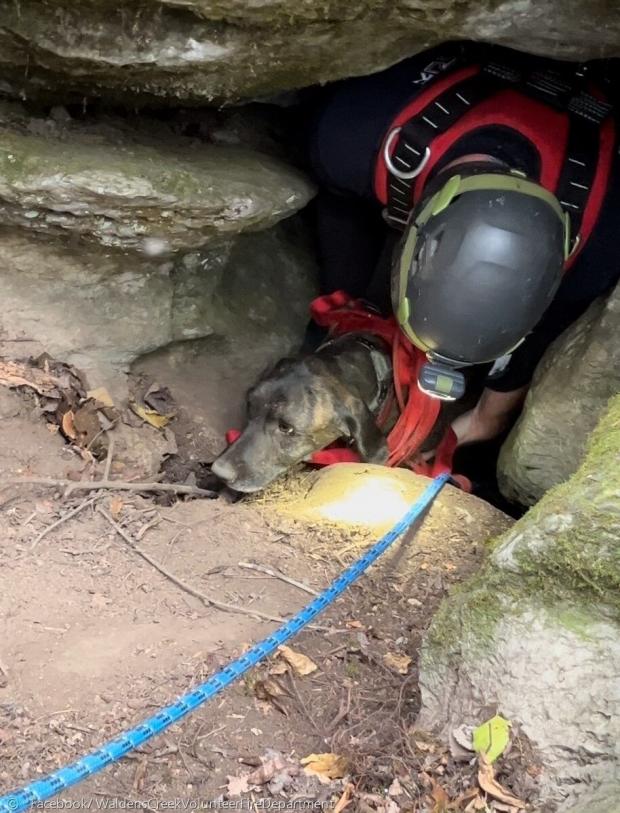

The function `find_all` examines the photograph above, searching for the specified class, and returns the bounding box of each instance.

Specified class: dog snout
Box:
[211,457,237,484]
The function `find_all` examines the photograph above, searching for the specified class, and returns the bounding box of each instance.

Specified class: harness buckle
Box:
[568,233,582,259]
[384,127,431,181]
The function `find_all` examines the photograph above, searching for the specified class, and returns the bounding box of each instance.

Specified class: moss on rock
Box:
[418,396,620,808]
[0,104,315,251]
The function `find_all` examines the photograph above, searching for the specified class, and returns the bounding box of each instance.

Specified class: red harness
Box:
[308,292,469,488]
[225,292,470,489]
[374,63,616,267]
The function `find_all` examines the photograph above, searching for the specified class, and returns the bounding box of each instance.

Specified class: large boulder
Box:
[0,101,314,252]
[498,281,620,506]
[418,395,620,811]
[0,1,619,105]
[0,218,318,397]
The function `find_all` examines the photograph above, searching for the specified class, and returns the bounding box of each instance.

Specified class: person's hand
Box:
[452,386,529,446]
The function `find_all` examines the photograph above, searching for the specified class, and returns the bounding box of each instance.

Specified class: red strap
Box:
[224,294,471,487]
[411,426,472,492]
[310,447,360,465]
[375,68,616,265]
[311,292,445,469]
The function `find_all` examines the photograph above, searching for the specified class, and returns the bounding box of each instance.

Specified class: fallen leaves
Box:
[227,750,300,797]
[276,645,318,676]
[333,783,354,813]
[477,753,526,809]
[430,778,450,812]
[253,677,289,716]
[87,386,115,408]
[109,496,124,520]
[383,651,412,674]
[0,355,118,458]
[226,774,249,797]
[0,359,60,395]
[129,384,177,429]
[301,752,348,782]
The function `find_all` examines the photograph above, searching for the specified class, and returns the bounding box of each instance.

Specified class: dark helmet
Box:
[392,167,569,399]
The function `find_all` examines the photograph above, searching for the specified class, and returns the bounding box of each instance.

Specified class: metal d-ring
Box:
[383,127,431,181]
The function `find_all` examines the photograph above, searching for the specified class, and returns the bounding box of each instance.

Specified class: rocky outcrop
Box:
[0,219,318,398]
[418,396,620,811]
[0,102,314,252]
[498,281,620,506]
[0,1,619,105]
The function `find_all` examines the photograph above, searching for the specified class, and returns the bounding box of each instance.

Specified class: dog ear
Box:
[339,395,389,464]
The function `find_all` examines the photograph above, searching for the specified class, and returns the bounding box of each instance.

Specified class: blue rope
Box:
[0,473,449,813]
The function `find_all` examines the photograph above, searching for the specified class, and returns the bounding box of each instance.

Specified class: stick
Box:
[97,507,327,631]
[103,435,115,482]
[0,478,216,499]
[30,496,97,550]
[237,561,319,597]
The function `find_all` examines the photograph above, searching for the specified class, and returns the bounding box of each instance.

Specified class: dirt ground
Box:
[0,383,542,811]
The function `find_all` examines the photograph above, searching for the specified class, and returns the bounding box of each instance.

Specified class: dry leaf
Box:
[388,777,404,797]
[254,678,288,716]
[301,752,348,782]
[431,779,450,812]
[268,659,289,676]
[87,387,115,408]
[129,400,171,429]
[61,410,77,440]
[478,753,525,809]
[246,754,287,786]
[464,794,486,812]
[456,789,483,811]
[333,783,354,813]
[226,774,250,797]
[143,384,176,416]
[379,802,401,813]
[383,652,412,674]
[277,645,317,676]
[0,360,57,395]
[450,724,476,762]
[109,497,124,520]
[345,619,364,629]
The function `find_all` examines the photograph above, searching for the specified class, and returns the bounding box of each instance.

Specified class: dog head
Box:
[211,354,388,493]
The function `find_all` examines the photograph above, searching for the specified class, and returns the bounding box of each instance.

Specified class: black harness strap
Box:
[384,62,612,238]
[555,117,602,243]
[385,73,499,226]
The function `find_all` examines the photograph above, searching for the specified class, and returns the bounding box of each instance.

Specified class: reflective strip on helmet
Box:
[417,172,567,232]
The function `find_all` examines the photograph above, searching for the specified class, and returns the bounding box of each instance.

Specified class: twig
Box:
[86,427,107,452]
[193,724,226,744]
[30,496,97,550]
[136,514,162,541]
[238,561,319,597]
[0,657,9,686]
[327,686,352,734]
[103,435,115,482]
[1,478,216,499]
[286,671,322,738]
[97,506,327,631]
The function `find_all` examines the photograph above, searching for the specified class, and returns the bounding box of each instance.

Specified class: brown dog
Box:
[211,334,392,493]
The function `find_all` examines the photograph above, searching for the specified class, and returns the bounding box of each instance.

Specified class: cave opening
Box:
[0,15,618,813]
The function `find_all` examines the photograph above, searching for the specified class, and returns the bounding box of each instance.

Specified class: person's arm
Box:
[452,385,528,445]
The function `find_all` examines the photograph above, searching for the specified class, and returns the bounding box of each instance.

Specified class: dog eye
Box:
[277,419,296,436]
